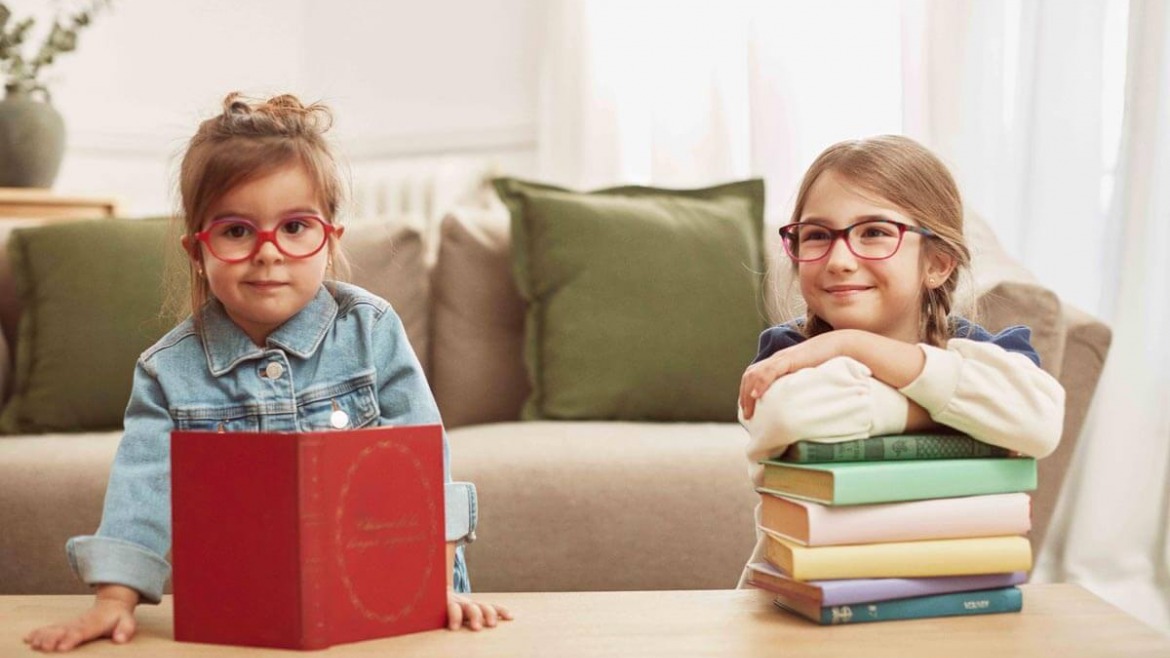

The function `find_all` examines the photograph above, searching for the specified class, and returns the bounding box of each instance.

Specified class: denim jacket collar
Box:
[200,286,338,376]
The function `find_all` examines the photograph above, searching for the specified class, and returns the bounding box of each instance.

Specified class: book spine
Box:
[768,533,1033,580]
[814,587,1023,625]
[785,434,1012,463]
[833,458,1037,505]
[299,436,329,650]
[817,572,1029,606]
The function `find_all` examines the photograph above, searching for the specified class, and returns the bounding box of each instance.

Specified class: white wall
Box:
[7,0,541,217]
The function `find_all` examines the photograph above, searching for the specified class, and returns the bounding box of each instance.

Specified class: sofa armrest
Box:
[1030,303,1112,552]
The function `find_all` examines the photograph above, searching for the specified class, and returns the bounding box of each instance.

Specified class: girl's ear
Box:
[180,235,203,266]
[925,249,957,289]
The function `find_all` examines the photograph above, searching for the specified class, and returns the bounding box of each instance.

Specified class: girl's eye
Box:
[860,224,897,238]
[221,223,253,239]
[281,217,317,235]
[800,229,832,242]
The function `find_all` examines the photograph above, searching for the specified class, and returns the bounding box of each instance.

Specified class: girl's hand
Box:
[740,330,858,420]
[23,595,138,652]
[447,590,513,631]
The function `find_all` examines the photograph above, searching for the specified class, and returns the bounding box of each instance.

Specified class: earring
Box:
[927,278,936,287]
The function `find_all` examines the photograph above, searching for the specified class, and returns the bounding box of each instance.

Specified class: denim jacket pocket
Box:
[298,370,379,431]
[172,404,262,433]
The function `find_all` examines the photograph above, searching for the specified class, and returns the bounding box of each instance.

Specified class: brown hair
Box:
[790,135,970,346]
[166,92,348,326]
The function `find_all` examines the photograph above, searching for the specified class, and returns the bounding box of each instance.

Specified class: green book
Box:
[774,586,1023,625]
[758,458,1037,505]
[781,433,1013,463]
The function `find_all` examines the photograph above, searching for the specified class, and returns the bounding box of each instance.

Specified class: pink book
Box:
[758,491,1031,546]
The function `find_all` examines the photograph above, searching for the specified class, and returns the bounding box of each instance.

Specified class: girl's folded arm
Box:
[740,356,908,487]
[898,338,1066,458]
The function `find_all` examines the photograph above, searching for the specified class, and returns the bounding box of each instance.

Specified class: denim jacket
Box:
[66,282,475,604]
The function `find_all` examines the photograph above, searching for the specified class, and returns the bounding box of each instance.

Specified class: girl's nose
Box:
[253,237,284,263]
[824,236,857,272]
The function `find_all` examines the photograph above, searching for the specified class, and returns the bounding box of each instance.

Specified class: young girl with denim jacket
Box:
[25,93,510,652]
[736,135,1066,584]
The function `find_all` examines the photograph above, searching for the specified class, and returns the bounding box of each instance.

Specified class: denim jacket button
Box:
[264,362,284,379]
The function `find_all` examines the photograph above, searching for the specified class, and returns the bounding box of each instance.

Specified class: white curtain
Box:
[906,0,1108,314]
[537,0,754,191]
[537,0,905,221]
[537,0,1170,632]
[1031,0,1170,633]
[913,0,1170,633]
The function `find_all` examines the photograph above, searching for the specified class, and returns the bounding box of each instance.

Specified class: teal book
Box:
[774,586,1023,625]
[758,458,1036,505]
[781,433,1013,463]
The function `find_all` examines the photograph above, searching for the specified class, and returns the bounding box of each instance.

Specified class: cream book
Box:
[763,532,1033,581]
[758,492,1032,546]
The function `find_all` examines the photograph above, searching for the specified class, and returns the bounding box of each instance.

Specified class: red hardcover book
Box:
[171,424,447,650]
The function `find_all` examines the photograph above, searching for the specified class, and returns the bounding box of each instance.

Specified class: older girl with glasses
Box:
[736,135,1065,585]
[25,93,510,653]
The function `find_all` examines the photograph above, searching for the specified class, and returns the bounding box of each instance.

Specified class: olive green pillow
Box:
[494,177,767,422]
[0,218,173,433]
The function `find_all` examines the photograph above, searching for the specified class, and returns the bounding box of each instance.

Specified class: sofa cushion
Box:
[0,431,120,594]
[494,178,768,423]
[963,213,1066,377]
[0,219,174,433]
[431,207,529,428]
[0,220,49,404]
[341,218,432,376]
[448,420,758,591]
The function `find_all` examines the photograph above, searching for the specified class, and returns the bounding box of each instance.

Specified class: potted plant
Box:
[0,1,111,188]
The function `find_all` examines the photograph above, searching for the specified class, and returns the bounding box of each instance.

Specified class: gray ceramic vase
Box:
[0,86,67,188]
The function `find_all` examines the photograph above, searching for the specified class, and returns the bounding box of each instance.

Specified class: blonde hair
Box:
[166,92,349,327]
[790,135,970,347]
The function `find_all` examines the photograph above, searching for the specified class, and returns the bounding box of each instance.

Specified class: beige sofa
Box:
[0,206,1111,595]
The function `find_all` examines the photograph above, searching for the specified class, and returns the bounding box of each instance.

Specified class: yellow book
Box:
[763,530,1032,581]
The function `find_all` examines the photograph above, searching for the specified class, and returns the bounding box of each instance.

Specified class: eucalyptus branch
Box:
[0,0,112,95]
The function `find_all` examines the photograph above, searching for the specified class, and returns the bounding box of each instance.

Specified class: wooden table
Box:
[0,188,118,220]
[4,585,1168,656]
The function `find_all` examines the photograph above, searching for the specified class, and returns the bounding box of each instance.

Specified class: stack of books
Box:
[747,432,1036,625]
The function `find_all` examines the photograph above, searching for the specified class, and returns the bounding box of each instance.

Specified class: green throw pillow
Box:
[494,177,767,422]
[0,218,174,433]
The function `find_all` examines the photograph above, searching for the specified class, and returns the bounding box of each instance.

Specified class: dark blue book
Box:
[774,586,1023,625]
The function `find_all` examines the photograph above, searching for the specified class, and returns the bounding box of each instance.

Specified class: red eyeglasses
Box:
[779,219,934,262]
[194,215,338,263]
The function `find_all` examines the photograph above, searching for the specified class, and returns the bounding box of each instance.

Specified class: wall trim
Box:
[66,123,539,161]
[345,124,537,160]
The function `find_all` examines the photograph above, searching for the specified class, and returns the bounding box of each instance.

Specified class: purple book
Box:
[747,562,1027,606]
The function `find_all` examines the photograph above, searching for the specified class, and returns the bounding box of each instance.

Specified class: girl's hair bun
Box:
[216,91,334,138]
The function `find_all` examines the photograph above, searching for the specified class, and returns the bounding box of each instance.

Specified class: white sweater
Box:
[737,337,1066,586]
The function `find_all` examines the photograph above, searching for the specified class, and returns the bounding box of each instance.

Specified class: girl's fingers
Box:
[481,603,499,627]
[112,614,136,643]
[496,604,514,620]
[463,601,485,630]
[447,599,463,630]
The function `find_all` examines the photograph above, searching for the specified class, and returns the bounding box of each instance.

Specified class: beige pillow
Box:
[963,213,1065,377]
[429,208,529,428]
[340,218,432,375]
